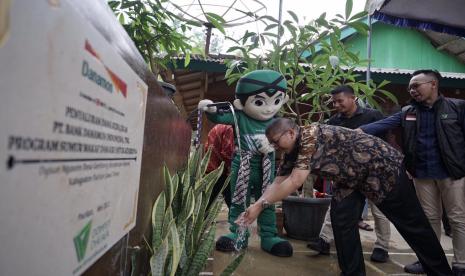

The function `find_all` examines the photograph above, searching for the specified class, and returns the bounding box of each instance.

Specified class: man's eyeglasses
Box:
[269,130,288,147]
[407,80,433,92]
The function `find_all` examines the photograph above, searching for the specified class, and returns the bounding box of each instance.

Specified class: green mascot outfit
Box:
[198,70,293,257]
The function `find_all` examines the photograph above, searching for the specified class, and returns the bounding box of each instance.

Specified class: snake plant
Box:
[150,147,244,276]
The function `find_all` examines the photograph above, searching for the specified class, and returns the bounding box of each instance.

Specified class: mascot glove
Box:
[258,136,275,154]
[198,99,217,113]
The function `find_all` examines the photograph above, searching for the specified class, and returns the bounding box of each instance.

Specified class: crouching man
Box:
[237,118,452,276]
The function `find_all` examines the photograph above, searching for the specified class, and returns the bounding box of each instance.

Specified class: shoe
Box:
[453,266,465,276]
[404,261,424,274]
[215,236,247,252]
[307,237,330,255]
[269,240,293,257]
[358,221,374,231]
[370,248,389,263]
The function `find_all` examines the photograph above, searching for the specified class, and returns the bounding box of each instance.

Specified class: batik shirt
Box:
[205,124,234,174]
[278,123,404,204]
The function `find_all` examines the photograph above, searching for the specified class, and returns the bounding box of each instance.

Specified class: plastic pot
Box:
[282,196,331,241]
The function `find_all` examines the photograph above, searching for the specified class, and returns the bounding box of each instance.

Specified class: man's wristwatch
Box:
[260,198,273,209]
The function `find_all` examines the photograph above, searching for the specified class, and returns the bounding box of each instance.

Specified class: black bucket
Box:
[282,196,331,241]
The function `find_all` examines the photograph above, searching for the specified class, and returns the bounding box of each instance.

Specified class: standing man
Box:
[361,69,465,275]
[238,118,452,275]
[308,85,392,263]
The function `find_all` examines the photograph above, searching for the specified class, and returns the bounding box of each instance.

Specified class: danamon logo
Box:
[84,40,127,98]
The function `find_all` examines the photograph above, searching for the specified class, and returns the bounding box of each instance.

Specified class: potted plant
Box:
[150,147,244,276]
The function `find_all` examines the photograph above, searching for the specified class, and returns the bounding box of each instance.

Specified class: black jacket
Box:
[401,95,465,179]
[327,106,383,129]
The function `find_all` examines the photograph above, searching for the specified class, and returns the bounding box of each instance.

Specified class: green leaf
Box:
[260,34,266,46]
[171,174,182,217]
[201,199,223,235]
[184,20,203,27]
[316,17,330,29]
[118,13,125,24]
[226,46,246,55]
[345,51,360,63]
[378,89,398,104]
[162,212,174,240]
[345,0,353,19]
[205,13,225,35]
[177,224,188,270]
[120,0,137,9]
[168,223,181,276]
[264,23,278,31]
[349,11,368,22]
[192,191,203,226]
[348,22,369,35]
[178,188,195,224]
[242,31,257,44]
[304,24,319,33]
[377,79,391,88]
[195,163,223,193]
[108,1,120,10]
[205,12,226,24]
[163,167,176,207]
[258,15,279,23]
[152,191,166,251]
[184,52,191,67]
[288,10,299,23]
[283,21,297,38]
[188,149,202,186]
[220,251,246,276]
[150,238,168,276]
[185,226,216,276]
[262,32,278,38]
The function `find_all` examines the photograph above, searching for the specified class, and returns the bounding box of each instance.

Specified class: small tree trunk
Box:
[302,174,316,197]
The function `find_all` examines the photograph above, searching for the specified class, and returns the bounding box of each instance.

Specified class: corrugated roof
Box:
[171,53,236,64]
[349,66,465,79]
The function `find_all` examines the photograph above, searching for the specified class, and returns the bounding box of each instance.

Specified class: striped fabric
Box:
[232,150,272,205]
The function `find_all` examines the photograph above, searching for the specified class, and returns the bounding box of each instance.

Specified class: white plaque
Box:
[0,1,147,275]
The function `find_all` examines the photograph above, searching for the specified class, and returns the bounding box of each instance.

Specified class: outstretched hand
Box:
[198,99,216,113]
[235,203,262,226]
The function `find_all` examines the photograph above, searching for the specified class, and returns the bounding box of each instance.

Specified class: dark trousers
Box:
[207,172,231,210]
[331,169,452,276]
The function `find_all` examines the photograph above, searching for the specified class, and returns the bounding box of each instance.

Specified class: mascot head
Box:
[233,70,289,121]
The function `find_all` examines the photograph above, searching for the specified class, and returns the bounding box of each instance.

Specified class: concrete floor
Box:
[210,205,454,276]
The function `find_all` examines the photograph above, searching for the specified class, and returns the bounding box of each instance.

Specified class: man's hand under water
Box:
[235,203,262,226]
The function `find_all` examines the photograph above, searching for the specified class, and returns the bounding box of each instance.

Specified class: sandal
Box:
[358,221,373,231]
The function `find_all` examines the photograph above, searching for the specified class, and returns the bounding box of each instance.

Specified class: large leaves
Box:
[345,0,353,20]
[150,238,168,276]
[150,147,241,276]
[109,0,227,76]
[220,251,246,276]
[182,226,217,276]
[152,192,166,251]
[205,12,226,35]
[223,0,396,124]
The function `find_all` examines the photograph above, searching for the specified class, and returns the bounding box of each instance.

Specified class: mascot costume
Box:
[198,70,293,257]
